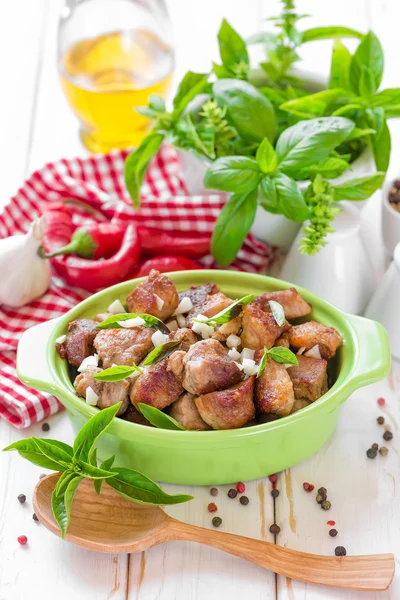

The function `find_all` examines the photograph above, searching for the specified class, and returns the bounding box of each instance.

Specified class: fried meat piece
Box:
[169,392,211,430]
[195,377,255,430]
[255,357,295,417]
[179,283,219,317]
[74,366,129,416]
[241,303,290,350]
[287,355,328,402]
[288,321,343,359]
[56,319,98,367]
[126,269,179,320]
[254,288,312,320]
[130,358,183,410]
[94,327,153,368]
[167,327,198,351]
[212,315,242,342]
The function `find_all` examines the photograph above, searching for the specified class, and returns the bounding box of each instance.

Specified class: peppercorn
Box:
[271,489,280,498]
[321,500,331,511]
[335,546,346,556]
[41,422,50,432]
[329,528,338,537]
[377,416,385,425]
[303,482,315,492]
[366,448,377,459]
[318,487,327,496]
[17,494,26,504]
[383,430,393,442]
[239,496,249,506]
[268,474,277,484]
[208,502,218,513]
[227,488,238,499]
[210,487,218,497]
[32,513,39,522]
[17,535,28,546]
[236,482,246,494]
[371,443,379,451]
[379,446,389,456]
[377,397,385,406]
[316,494,325,504]
[269,524,280,535]
[327,520,336,526]
[212,517,222,528]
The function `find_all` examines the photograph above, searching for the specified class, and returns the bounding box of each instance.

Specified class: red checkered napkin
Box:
[0,143,276,428]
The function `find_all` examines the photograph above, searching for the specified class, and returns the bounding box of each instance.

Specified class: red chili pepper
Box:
[135,256,202,277]
[138,227,211,259]
[41,203,74,253]
[42,222,127,260]
[53,225,141,292]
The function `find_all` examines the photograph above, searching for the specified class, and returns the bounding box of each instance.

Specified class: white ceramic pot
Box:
[381,177,400,258]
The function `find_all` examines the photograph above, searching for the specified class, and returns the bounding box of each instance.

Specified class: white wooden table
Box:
[1,1,400,598]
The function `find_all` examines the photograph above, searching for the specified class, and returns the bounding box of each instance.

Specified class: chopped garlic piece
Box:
[173,297,193,315]
[151,330,168,347]
[78,354,99,373]
[118,316,145,328]
[192,321,215,339]
[242,358,257,376]
[55,334,66,345]
[195,314,208,322]
[304,345,322,359]
[154,294,164,311]
[85,386,99,406]
[176,314,186,328]
[228,348,241,361]
[234,361,245,371]
[241,347,255,361]
[166,319,178,332]
[296,346,306,355]
[107,299,126,314]
[226,334,241,349]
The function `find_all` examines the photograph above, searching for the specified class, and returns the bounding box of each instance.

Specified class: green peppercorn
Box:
[366,448,377,459]
[212,517,222,528]
[269,524,280,535]
[371,443,379,451]
[377,416,385,425]
[379,446,389,456]
[383,430,393,442]
[316,494,325,504]
[271,489,280,498]
[335,546,346,556]
[321,500,331,511]
[329,528,338,537]
[210,487,218,497]
[227,488,238,499]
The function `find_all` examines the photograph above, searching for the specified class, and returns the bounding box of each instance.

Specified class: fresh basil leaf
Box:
[107,467,192,505]
[268,346,299,366]
[32,438,73,468]
[371,120,391,172]
[135,106,158,119]
[276,117,355,177]
[79,461,115,480]
[94,456,115,495]
[55,470,80,498]
[73,403,122,463]
[268,300,285,327]
[137,404,185,431]
[297,157,350,180]
[257,347,269,378]
[332,103,364,118]
[204,156,261,193]
[3,439,70,471]
[143,339,182,366]
[88,447,97,467]
[350,31,384,94]
[178,115,216,159]
[260,177,280,213]
[370,88,400,109]
[218,18,249,71]
[213,79,276,143]
[193,294,254,325]
[211,188,258,266]
[212,62,233,79]
[359,65,377,97]
[302,26,364,43]
[148,94,166,113]
[333,172,385,200]
[125,133,164,208]
[256,138,278,173]
[52,475,83,538]
[280,89,351,120]
[96,313,169,334]
[94,365,142,382]
[329,39,352,90]
[346,127,376,141]
[273,173,310,222]
[172,71,209,118]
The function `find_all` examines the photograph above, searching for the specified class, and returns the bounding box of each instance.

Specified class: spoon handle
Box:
[167,519,394,591]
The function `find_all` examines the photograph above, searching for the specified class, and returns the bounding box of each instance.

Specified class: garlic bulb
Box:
[0,217,51,307]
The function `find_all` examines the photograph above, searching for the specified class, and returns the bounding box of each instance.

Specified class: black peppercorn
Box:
[212,517,222,528]
[377,416,385,425]
[41,422,50,432]
[17,494,26,504]
[321,500,331,511]
[379,446,389,456]
[227,488,238,499]
[269,524,280,535]
[210,487,218,497]
[371,443,379,451]
[383,430,393,442]
[239,495,249,506]
[271,489,280,498]
[329,528,338,537]
[366,448,377,459]
[318,487,327,496]
[32,513,39,522]
[335,546,347,556]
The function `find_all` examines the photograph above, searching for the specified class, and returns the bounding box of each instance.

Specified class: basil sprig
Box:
[192,294,254,326]
[268,300,285,327]
[93,364,142,382]
[137,403,185,431]
[143,339,182,366]
[97,313,169,334]
[257,346,299,377]
[3,403,192,537]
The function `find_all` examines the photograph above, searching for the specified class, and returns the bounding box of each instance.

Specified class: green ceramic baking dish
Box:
[17,270,390,485]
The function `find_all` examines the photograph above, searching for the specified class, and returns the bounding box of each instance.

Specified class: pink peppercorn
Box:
[268,474,277,484]
[17,535,28,546]
[303,482,315,492]
[208,502,218,513]
[378,397,385,406]
[327,520,336,526]
[236,482,246,494]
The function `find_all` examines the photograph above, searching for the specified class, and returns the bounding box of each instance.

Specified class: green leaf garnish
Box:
[257,346,269,378]
[73,403,122,463]
[78,461,116,480]
[268,300,285,327]
[106,467,192,505]
[257,346,298,377]
[193,294,254,326]
[96,313,169,334]
[93,364,142,382]
[142,339,182,366]
[3,439,71,471]
[137,403,185,431]
[52,475,83,538]
[94,456,115,495]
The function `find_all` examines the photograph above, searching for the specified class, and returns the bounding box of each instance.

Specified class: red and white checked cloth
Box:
[0,143,276,428]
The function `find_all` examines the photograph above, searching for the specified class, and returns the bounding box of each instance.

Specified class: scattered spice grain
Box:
[212,517,222,528]
[210,487,218,497]
[208,503,218,513]
[335,546,346,556]
[379,446,389,456]
[239,495,249,506]
[269,524,280,535]
[227,488,238,499]
[329,528,338,537]
[383,430,393,442]
[17,494,26,504]
[377,416,385,425]
[236,482,246,493]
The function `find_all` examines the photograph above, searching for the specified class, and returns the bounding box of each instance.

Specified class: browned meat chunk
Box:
[167,350,186,381]
[126,269,179,320]
[56,319,98,367]
[241,303,290,350]
[195,292,232,319]
[122,403,152,426]
[195,377,255,430]
[291,399,311,413]
[179,283,219,317]
[255,357,295,416]
[130,358,183,410]
[254,288,312,321]
[178,339,243,396]
[169,392,211,430]
[167,327,198,351]
[287,355,328,402]
[212,315,242,342]
[94,327,153,368]
[275,332,290,348]
[288,321,343,359]
[74,366,129,416]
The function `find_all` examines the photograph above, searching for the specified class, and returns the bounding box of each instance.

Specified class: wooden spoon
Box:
[34,474,394,591]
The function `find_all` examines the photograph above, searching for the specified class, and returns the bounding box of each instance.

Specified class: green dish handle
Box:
[346,313,391,393]
[16,317,63,396]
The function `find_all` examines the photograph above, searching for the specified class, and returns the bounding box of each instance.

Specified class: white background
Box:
[1,1,400,599]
